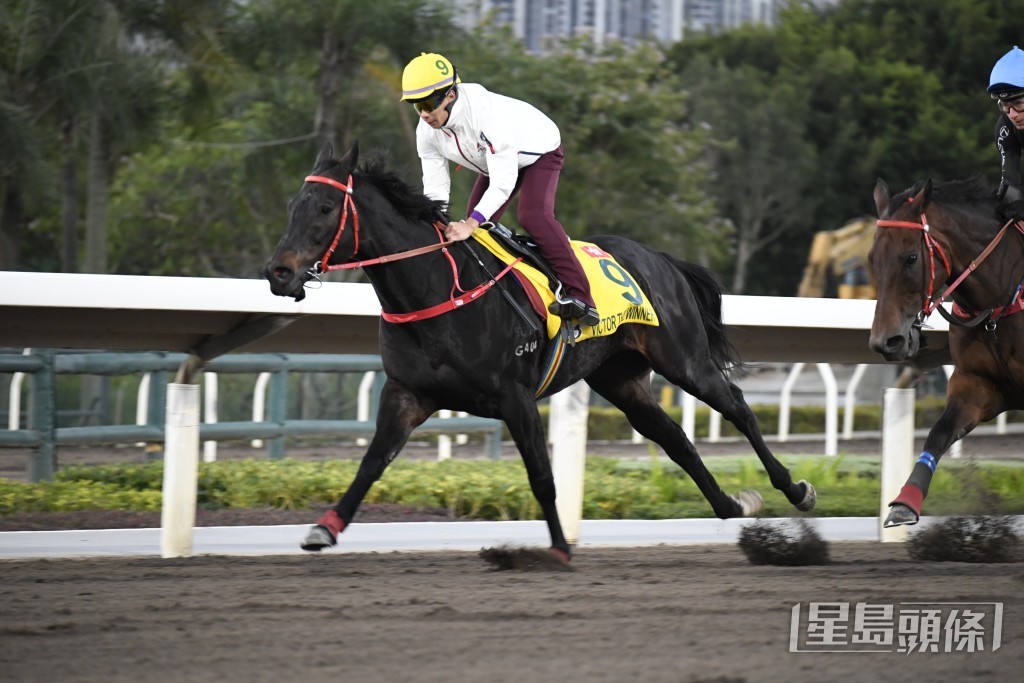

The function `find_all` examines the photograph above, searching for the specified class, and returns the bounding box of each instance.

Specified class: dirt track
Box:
[1,543,1021,683]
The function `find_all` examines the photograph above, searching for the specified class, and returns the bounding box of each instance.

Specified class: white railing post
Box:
[8,349,30,430]
[778,363,804,442]
[843,364,868,439]
[135,372,151,448]
[202,372,218,463]
[880,387,915,543]
[438,409,452,461]
[161,383,200,558]
[356,371,376,447]
[680,391,696,441]
[550,381,590,546]
[816,363,838,456]
[251,372,271,448]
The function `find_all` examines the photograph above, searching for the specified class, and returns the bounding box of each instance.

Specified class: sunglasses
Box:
[994,96,1024,114]
[412,88,452,114]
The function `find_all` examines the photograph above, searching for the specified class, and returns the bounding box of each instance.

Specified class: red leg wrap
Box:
[316,509,346,538]
[890,484,924,516]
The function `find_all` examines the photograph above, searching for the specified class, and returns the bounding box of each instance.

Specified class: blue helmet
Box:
[989,46,1024,100]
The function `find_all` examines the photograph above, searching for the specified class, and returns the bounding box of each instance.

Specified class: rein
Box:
[876,213,1024,324]
[303,174,520,323]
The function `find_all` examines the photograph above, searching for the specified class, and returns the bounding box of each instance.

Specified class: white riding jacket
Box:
[416,83,561,221]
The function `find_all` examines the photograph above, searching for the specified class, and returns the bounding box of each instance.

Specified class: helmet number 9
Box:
[435,60,449,75]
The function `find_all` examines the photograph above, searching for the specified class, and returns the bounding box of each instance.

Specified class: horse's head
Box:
[867,178,937,361]
[263,141,360,301]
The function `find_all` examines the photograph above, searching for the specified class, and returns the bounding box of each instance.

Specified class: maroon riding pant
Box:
[467,146,595,307]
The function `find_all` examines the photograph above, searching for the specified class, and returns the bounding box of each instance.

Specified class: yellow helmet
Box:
[400,52,460,101]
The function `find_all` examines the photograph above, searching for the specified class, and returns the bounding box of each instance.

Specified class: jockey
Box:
[988,46,1024,222]
[400,52,599,327]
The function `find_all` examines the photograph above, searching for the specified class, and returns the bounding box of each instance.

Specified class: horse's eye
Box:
[319,204,334,215]
[903,253,918,268]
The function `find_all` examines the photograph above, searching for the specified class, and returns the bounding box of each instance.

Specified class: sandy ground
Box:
[0,542,1020,683]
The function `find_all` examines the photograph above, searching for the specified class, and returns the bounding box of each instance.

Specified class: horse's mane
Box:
[891,176,997,222]
[356,151,447,223]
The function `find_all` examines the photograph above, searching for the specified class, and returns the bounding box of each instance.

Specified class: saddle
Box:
[483,222,562,295]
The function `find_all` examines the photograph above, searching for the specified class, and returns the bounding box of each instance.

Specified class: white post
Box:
[251,372,270,448]
[708,409,722,443]
[843,364,868,439]
[680,391,696,441]
[942,366,962,459]
[550,381,590,546]
[356,371,376,447]
[880,387,915,543]
[816,363,838,456]
[455,412,469,445]
[778,363,804,442]
[438,409,452,461]
[997,412,1007,434]
[161,383,201,558]
[8,348,30,430]
[135,372,151,448]
[202,372,218,463]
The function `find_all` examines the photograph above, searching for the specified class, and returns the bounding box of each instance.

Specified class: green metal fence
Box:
[1,351,502,481]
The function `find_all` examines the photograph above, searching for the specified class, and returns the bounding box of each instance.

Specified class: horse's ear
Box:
[911,179,932,211]
[873,178,890,216]
[337,140,360,172]
[314,142,334,170]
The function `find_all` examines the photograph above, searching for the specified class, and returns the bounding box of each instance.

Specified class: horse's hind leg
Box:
[586,361,757,519]
[885,372,999,527]
[301,378,435,551]
[648,347,814,511]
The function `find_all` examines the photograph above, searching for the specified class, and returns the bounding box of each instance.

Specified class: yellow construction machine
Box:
[797,218,877,300]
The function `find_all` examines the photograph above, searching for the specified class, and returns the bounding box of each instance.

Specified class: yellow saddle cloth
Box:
[470,229,659,340]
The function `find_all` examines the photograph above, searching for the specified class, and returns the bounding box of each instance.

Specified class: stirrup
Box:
[548,286,599,327]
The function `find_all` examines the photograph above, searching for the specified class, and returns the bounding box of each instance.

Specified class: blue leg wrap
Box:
[917,451,937,472]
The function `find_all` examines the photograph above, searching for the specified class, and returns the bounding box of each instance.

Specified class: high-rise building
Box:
[451,0,785,52]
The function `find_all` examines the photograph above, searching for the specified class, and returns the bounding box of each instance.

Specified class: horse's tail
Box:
[666,256,741,374]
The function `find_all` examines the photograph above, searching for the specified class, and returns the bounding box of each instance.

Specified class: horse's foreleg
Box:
[301,380,434,551]
[885,377,997,527]
[501,390,571,561]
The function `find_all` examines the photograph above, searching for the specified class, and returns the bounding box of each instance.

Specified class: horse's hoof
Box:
[300,525,337,552]
[883,504,919,528]
[795,480,816,512]
[548,547,572,565]
[732,489,764,517]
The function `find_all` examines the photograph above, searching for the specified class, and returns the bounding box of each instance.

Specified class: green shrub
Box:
[5,455,1023,520]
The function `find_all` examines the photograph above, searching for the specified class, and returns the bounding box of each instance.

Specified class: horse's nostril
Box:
[273,266,293,282]
[885,336,904,352]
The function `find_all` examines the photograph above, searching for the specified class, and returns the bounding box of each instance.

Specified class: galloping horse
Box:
[264,142,816,560]
[869,176,1024,527]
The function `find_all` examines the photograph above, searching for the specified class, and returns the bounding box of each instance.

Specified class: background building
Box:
[451,0,788,52]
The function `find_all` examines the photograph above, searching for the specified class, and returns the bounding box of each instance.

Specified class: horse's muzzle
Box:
[869,327,921,362]
[263,261,306,301]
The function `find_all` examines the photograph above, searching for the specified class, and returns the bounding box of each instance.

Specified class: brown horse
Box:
[869,176,1024,527]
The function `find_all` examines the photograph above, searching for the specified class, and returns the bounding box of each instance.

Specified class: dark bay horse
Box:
[869,176,1024,527]
[264,142,816,560]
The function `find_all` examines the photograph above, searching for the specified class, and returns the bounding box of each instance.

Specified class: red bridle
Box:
[877,211,1022,321]
[876,212,951,319]
[301,173,520,323]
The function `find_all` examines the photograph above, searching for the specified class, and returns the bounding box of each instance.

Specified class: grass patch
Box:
[2,455,1023,520]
